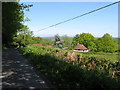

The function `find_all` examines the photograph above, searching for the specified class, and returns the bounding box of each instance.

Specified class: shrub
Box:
[19,45,120,89]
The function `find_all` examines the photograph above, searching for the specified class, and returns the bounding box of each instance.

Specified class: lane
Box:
[2,48,49,89]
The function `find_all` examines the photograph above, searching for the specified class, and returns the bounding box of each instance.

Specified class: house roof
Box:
[74,43,88,50]
[32,44,43,46]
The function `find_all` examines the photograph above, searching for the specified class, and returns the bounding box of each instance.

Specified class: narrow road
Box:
[2,48,51,89]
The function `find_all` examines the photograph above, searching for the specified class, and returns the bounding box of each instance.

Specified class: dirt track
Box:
[2,48,52,89]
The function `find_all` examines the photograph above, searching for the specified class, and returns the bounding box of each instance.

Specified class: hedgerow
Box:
[19,45,120,89]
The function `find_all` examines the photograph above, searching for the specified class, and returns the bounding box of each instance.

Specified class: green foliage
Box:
[96,33,117,52]
[72,33,96,51]
[54,34,63,49]
[18,25,33,36]
[72,33,118,52]
[32,36,43,44]
[72,34,79,47]
[83,52,119,61]
[20,45,120,89]
[12,25,34,47]
[61,35,72,49]
[113,38,120,45]
[2,2,32,46]
[12,27,55,47]
[42,38,54,46]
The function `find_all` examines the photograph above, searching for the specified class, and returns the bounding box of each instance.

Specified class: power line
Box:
[38,1,120,31]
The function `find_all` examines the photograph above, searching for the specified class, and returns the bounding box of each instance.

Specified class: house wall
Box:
[73,49,89,52]
[83,50,89,52]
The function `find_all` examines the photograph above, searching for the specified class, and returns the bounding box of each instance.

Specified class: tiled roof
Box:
[74,43,88,50]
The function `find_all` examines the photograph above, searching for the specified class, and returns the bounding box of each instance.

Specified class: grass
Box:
[19,45,120,89]
[82,52,119,61]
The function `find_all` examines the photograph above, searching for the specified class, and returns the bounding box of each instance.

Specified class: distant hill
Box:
[42,36,73,39]
[42,37,55,39]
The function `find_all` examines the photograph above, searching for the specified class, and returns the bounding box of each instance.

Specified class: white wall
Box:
[73,49,89,52]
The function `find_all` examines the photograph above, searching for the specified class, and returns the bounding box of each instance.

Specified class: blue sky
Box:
[20,2,118,37]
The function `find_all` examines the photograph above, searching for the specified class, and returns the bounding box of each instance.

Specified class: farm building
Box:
[73,43,89,52]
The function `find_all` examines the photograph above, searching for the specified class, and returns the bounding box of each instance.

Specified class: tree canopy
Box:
[61,35,72,49]
[12,25,34,47]
[96,33,117,52]
[54,34,63,49]
[72,33,96,51]
[2,2,32,46]
[72,33,117,52]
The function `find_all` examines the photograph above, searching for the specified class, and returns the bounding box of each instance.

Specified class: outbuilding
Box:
[73,43,89,52]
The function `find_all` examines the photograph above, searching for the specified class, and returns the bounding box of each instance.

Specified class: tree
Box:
[12,25,33,47]
[72,33,96,51]
[54,34,63,49]
[2,2,32,46]
[32,37,43,44]
[96,33,117,52]
[61,35,72,49]
[72,34,80,48]
[42,38,54,46]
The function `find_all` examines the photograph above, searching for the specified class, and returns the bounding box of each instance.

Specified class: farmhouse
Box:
[73,43,89,52]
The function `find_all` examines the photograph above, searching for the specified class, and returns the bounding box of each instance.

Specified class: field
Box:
[82,52,119,61]
[19,45,120,89]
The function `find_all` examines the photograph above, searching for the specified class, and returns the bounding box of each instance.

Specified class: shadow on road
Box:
[2,48,49,89]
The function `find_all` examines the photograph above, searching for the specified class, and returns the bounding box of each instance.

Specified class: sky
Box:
[19,0,119,2]
[20,2,118,38]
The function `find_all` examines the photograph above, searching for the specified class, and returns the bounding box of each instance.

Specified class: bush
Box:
[19,45,120,89]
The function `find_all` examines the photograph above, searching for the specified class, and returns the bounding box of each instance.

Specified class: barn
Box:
[73,43,89,52]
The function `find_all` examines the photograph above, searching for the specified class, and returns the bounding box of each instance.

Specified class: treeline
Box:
[11,26,54,48]
[12,31,118,53]
[2,2,118,53]
[2,2,33,47]
[72,33,118,53]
